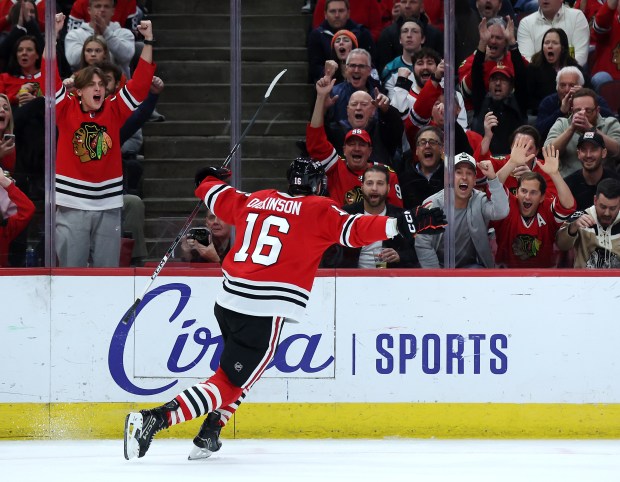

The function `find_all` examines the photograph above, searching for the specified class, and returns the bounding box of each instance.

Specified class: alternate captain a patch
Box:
[72,122,113,162]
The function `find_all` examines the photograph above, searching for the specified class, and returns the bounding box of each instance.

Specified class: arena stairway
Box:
[142,0,313,260]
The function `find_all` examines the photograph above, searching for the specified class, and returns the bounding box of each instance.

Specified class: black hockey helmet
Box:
[287,157,324,195]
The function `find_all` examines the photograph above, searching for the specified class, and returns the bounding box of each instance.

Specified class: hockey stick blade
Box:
[264,69,287,98]
[120,298,142,325]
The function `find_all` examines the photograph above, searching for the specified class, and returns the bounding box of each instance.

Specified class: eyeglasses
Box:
[572,107,596,115]
[416,139,441,147]
[346,63,370,70]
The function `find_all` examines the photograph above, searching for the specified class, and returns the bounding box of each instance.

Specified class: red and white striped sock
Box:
[167,367,243,426]
[216,389,248,426]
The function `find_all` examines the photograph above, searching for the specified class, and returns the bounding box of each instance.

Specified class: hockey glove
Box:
[568,210,586,222]
[396,207,447,241]
[194,166,232,187]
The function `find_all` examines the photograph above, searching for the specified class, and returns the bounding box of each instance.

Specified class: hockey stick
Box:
[120,69,287,325]
[221,68,287,169]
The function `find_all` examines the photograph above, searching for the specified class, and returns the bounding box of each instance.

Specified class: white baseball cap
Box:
[454,152,476,172]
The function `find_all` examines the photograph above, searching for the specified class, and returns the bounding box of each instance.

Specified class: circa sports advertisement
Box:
[2,272,619,405]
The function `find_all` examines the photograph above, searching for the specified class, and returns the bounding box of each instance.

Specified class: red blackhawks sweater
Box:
[305,124,403,208]
[196,178,393,319]
[54,58,156,210]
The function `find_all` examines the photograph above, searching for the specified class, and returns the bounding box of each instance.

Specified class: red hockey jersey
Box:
[0,181,35,266]
[197,178,394,319]
[492,194,574,268]
[592,2,620,81]
[305,124,403,207]
[54,57,155,210]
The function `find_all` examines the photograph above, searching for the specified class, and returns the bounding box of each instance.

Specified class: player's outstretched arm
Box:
[195,166,232,187]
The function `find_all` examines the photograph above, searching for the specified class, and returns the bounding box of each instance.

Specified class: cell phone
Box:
[3,134,15,141]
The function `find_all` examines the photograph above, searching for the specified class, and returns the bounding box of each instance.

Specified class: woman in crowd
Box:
[0,34,44,107]
[64,35,126,94]
[327,29,358,85]
[78,34,111,69]
[0,167,34,267]
[526,28,582,115]
[0,94,15,173]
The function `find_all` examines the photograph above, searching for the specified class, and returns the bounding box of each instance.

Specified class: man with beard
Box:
[415,152,509,268]
[563,130,620,211]
[307,0,375,84]
[307,74,403,207]
[326,165,417,268]
[545,88,620,176]
[492,144,576,268]
[376,0,443,73]
[556,177,620,268]
[398,57,476,158]
[390,47,441,112]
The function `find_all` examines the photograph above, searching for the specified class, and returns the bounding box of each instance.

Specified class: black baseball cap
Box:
[577,130,605,149]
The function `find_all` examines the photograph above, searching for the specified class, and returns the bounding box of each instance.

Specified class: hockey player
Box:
[123,158,447,461]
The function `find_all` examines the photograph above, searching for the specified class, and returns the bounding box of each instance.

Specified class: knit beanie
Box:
[330,30,358,50]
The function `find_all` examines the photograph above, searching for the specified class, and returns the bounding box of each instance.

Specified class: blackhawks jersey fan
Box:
[306,75,402,207]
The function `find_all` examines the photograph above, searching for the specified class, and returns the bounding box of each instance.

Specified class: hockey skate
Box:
[188,411,222,460]
[124,400,177,460]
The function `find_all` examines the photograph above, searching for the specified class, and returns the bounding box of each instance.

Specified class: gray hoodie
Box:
[415,176,509,268]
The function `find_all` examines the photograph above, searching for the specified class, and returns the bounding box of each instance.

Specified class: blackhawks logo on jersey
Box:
[586,248,620,269]
[344,186,363,204]
[512,234,542,261]
[72,122,113,163]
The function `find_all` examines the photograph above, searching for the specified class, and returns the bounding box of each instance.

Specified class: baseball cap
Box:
[345,128,372,145]
[454,152,476,171]
[489,63,514,80]
[577,130,605,149]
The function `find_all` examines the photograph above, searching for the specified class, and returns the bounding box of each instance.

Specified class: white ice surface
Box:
[2,439,619,482]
